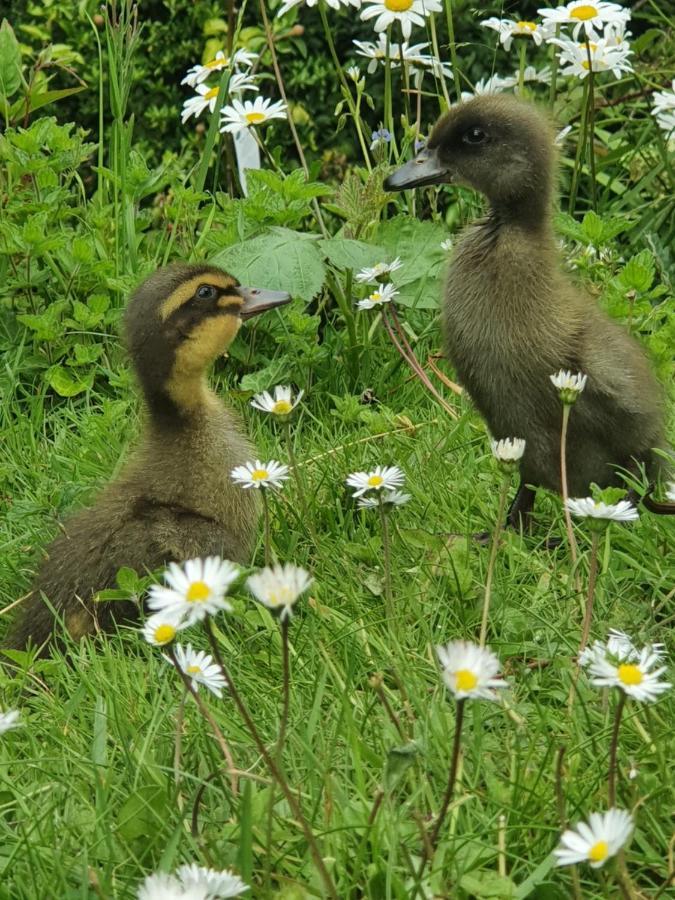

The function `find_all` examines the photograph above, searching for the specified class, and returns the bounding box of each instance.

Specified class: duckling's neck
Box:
[145,374,218,429]
[488,188,553,234]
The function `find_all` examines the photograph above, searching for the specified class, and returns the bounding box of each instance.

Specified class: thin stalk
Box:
[518,40,527,94]
[584,42,598,211]
[167,646,239,797]
[384,28,394,148]
[378,499,394,624]
[278,617,291,760]
[497,814,507,877]
[261,490,272,566]
[414,698,466,894]
[429,14,451,110]
[548,25,561,107]
[282,419,316,543]
[608,691,626,807]
[559,404,581,590]
[173,688,188,791]
[442,2,462,103]
[205,622,338,900]
[568,78,590,215]
[479,475,509,648]
[578,529,601,656]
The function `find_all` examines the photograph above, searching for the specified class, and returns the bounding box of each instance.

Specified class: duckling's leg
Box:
[506,481,536,531]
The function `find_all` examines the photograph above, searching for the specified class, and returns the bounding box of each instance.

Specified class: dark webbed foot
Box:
[506,482,536,531]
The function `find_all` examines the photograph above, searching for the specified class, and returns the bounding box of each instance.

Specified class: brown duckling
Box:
[5,263,290,652]
[385,95,670,524]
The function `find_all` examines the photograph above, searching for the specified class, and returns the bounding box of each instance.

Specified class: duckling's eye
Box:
[462,126,488,145]
[196,284,217,301]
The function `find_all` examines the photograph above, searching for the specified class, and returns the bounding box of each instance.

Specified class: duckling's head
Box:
[385,95,556,220]
[124,263,290,417]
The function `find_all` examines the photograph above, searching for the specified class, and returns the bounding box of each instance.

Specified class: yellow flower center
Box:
[570,4,598,20]
[272,400,293,415]
[588,840,609,862]
[204,87,219,101]
[617,664,643,686]
[186,581,211,603]
[251,468,269,481]
[385,0,413,10]
[368,475,384,487]
[516,20,537,31]
[186,664,202,675]
[206,56,229,69]
[370,292,382,303]
[245,111,266,124]
[154,623,176,644]
[455,669,478,692]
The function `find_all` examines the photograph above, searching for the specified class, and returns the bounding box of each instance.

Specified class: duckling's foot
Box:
[506,482,536,531]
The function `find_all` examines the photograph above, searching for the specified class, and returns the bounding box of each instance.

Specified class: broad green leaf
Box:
[211,227,326,302]
[383,741,420,791]
[46,365,94,397]
[374,215,448,308]
[318,237,386,271]
[460,871,517,898]
[617,250,654,293]
[0,20,22,100]
[25,85,87,114]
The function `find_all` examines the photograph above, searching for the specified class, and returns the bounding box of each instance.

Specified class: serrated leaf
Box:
[239,358,288,393]
[211,227,326,302]
[46,365,93,397]
[617,250,654,293]
[374,215,447,308]
[318,237,386,271]
[0,20,22,100]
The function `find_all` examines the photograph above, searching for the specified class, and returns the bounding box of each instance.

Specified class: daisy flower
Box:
[551,36,633,79]
[181,49,258,88]
[582,641,670,702]
[667,481,675,502]
[565,497,639,523]
[0,709,20,735]
[579,630,666,667]
[355,257,403,284]
[441,238,453,251]
[138,865,248,899]
[147,557,238,625]
[358,489,411,509]
[181,84,224,124]
[247,563,312,620]
[277,0,360,17]
[549,369,588,403]
[491,437,526,463]
[461,73,514,100]
[142,610,187,646]
[250,385,304,417]
[220,97,288,135]
[652,80,675,140]
[481,17,548,51]
[357,283,399,310]
[360,0,443,42]
[346,465,405,497]
[554,808,633,868]
[166,644,227,698]
[436,640,506,701]
[231,459,289,490]
[353,36,451,82]
[538,2,630,41]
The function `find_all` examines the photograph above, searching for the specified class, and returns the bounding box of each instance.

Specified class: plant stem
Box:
[584,42,598,211]
[429,14,451,110]
[548,25,560,107]
[442,2,463,104]
[261,490,272,566]
[278,617,291,760]
[479,476,509,648]
[283,419,316,543]
[173,687,187,791]
[568,78,590,215]
[608,691,626,807]
[518,40,527,94]
[559,404,581,596]
[206,622,338,900]
[384,27,394,150]
[378,498,394,624]
[578,529,601,656]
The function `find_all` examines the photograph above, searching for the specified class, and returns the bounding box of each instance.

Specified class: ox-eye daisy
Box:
[247,564,312,621]
[138,864,248,899]
[551,36,633,79]
[147,557,238,624]
[346,465,405,497]
[231,459,289,490]
[481,17,548,51]
[358,489,411,509]
[581,640,670,702]
[579,630,665,667]
[491,437,526,467]
[357,283,399,310]
[360,0,443,41]
[538,2,630,41]
[181,74,259,123]
[565,497,639,523]
[250,385,304,417]
[550,369,588,403]
[142,610,187,646]
[220,97,288,135]
[181,49,258,88]
[166,644,227,698]
[355,257,403,284]
[436,640,506,701]
[277,0,360,16]
[554,808,633,868]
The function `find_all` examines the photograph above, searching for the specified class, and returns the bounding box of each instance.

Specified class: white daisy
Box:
[147,557,239,625]
[549,369,588,403]
[491,437,526,463]
[176,865,248,897]
[579,630,666,668]
[250,385,304,417]
[137,872,198,900]
[231,459,290,490]
[353,35,451,82]
[346,65,361,82]
[554,809,633,869]
[360,0,443,41]
[247,563,312,621]
[181,49,258,88]
[358,489,411,509]
[515,64,552,87]
[666,481,675,502]
[550,36,633,79]
[277,0,360,17]
[565,497,639,523]
[436,640,506,701]
[538,2,630,41]
[356,283,399,310]
[142,610,187,646]
[460,73,514,100]
[220,97,288,135]
[355,257,403,284]
[583,642,670,702]
[0,709,20,735]
[167,644,228,698]
[181,84,223,124]
[346,465,406,497]
[440,238,453,251]
[652,81,675,139]
[481,17,548,52]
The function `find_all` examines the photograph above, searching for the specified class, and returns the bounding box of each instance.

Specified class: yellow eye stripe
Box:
[158,273,236,322]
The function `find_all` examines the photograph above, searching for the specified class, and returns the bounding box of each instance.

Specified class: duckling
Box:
[5,264,290,652]
[385,95,670,524]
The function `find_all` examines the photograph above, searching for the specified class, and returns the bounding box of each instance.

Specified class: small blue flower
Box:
[414,138,427,153]
[371,127,391,143]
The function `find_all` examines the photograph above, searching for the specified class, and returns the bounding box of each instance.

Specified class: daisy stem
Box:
[607,690,626,807]
[518,40,527,94]
[548,25,560,107]
[173,687,188,793]
[429,14,451,110]
[282,419,316,543]
[384,28,395,153]
[578,529,601,656]
[167,645,239,797]
[568,78,590,216]
[479,475,509,648]
[278,616,291,761]
[584,42,598,212]
[258,0,329,238]
[205,621,339,900]
[261,490,272,566]
[378,498,395,624]
[442,2,463,104]
[559,404,581,598]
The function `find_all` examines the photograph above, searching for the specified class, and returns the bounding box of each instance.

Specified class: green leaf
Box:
[0,20,22,100]
[211,227,326,303]
[117,783,169,842]
[25,85,87,115]
[374,215,447,308]
[239,358,288,393]
[460,871,517,898]
[318,237,386,271]
[46,365,94,397]
[617,250,654,293]
[383,741,420,791]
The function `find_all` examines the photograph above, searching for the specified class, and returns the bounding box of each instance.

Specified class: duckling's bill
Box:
[384,148,450,191]
[238,286,291,319]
